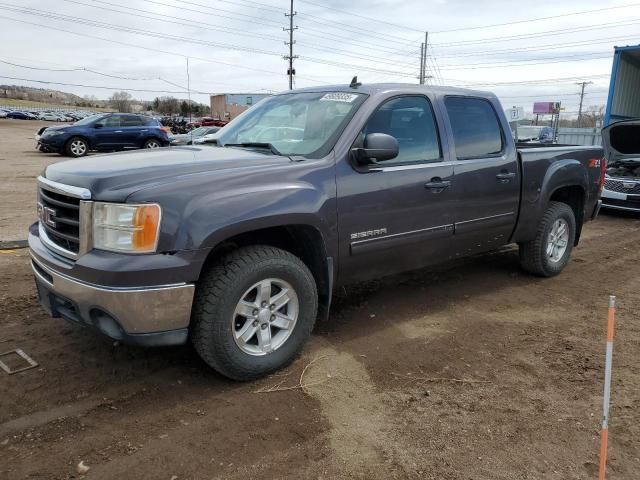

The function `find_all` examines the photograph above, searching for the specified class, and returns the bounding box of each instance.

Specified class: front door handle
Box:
[425,178,451,192]
[114,130,123,133]
[496,172,516,183]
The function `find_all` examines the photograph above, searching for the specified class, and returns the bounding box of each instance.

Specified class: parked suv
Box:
[37,113,170,157]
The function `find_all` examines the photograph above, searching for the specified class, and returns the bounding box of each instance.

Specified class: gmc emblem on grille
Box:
[37,202,57,228]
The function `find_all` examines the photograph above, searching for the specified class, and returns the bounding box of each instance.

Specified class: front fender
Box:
[511,158,588,243]
[182,181,334,251]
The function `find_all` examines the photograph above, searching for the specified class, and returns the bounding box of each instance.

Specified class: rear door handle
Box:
[114,130,123,133]
[425,178,451,192]
[496,172,516,183]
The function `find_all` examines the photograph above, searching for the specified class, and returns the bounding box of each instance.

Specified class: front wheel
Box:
[519,201,576,277]
[65,137,88,157]
[143,138,162,149]
[191,246,318,381]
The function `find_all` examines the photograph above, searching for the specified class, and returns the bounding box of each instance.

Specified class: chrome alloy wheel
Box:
[232,278,299,356]
[547,218,569,263]
[145,140,161,148]
[70,139,87,156]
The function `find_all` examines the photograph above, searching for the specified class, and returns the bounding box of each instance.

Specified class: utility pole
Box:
[419,42,424,84]
[576,81,593,127]
[419,32,429,85]
[185,56,192,124]
[284,0,298,90]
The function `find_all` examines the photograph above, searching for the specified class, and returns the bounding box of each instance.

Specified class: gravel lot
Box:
[1,119,639,479]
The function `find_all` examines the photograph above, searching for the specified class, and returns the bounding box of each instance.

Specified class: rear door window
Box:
[120,116,144,127]
[444,97,504,159]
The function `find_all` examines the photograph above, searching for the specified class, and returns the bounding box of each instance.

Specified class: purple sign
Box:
[533,102,554,114]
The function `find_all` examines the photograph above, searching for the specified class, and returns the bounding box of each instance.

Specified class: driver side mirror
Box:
[94,123,103,129]
[352,133,399,165]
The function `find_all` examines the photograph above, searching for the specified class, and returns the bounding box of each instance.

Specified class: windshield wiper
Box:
[223,142,282,155]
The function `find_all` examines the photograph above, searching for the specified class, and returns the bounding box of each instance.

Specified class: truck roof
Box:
[283,82,497,100]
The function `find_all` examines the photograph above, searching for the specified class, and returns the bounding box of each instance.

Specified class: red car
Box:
[189,117,227,129]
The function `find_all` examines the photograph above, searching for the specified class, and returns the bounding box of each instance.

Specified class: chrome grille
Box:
[604,178,640,194]
[38,187,81,253]
[37,177,92,259]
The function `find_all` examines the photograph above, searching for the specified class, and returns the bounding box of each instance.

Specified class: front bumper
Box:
[601,188,640,212]
[29,230,196,347]
[38,135,66,151]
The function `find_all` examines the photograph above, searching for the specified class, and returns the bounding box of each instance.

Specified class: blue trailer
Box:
[605,45,640,126]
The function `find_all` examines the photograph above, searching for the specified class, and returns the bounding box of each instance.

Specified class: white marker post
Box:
[598,295,616,480]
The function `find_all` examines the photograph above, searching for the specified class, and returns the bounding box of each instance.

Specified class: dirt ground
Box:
[1,120,640,479]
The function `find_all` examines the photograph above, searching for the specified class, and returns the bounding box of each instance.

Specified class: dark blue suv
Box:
[38,113,170,157]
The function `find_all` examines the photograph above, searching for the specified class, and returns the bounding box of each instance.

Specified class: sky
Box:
[0,0,638,116]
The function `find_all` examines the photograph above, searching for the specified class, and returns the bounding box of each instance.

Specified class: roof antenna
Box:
[349,76,362,89]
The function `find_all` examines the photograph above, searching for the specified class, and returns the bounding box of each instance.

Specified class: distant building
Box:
[210,93,271,121]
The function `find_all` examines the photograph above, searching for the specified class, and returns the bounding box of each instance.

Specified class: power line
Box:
[437,53,612,71]
[0,56,279,93]
[0,5,419,77]
[0,14,327,83]
[64,0,412,69]
[296,0,423,33]
[145,0,419,52]
[0,75,193,93]
[431,2,640,34]
[498,89,607,99]
[430,19,640,48]
[434,35,638,58]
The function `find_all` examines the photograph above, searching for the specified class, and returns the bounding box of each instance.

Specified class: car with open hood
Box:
[601,119,640,212]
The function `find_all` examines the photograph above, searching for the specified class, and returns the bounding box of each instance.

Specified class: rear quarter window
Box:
[445,97,504,159]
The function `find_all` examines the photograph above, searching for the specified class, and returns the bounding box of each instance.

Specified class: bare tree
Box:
[109,91,133,113]
[582,105,605,128]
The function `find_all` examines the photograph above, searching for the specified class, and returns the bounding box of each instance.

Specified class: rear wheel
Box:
[519,201,576,277]
[191,246,318,381]
[65,137,88,157]
[143,138,161,149]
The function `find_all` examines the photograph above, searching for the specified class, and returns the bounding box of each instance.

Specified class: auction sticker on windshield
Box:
[320,93,359,103]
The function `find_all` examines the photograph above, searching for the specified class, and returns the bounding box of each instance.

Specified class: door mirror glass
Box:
[353,133,399,164]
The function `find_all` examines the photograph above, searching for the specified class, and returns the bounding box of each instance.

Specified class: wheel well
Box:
[202,225,332,320]
[549,185,585,245]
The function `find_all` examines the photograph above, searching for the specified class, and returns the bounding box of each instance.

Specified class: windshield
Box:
[517,126,544,139]
[74,114,106,126]
[216,91,367,158]
[188,127,209,137]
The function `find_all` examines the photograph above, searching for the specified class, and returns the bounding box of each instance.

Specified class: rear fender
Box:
[511,159,588,243]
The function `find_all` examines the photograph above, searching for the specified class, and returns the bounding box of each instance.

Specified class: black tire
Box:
[64,137,88,157]
[191,245,318,381]
[143,138,162,149]
[519,201,576,277]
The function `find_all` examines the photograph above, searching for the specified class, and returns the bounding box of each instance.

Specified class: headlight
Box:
[45,130,64,136]
[93,203,161,253]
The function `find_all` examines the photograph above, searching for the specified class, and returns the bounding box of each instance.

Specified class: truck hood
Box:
[44,146,292,201]
[602,119,640,166]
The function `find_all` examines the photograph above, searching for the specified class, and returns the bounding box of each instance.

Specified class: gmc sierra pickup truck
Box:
[29,83,605,381]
